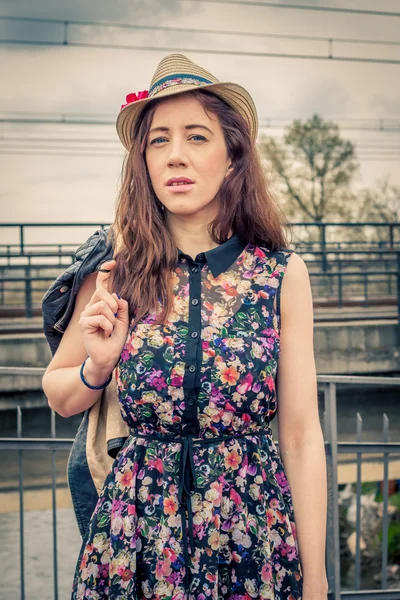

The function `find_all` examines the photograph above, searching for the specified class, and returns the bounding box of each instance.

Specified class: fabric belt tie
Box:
[132,427,271,594]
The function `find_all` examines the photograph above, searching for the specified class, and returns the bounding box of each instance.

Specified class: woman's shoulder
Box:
[281,250,309,281]
[279,250,312,319]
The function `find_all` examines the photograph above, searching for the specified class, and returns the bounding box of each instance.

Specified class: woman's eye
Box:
[150,137,167,145]
[149,134,206,145]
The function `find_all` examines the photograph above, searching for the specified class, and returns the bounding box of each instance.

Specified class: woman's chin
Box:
[162,199,212,214]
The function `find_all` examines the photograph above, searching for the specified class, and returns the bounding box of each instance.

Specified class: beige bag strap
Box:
[86,368,130,494]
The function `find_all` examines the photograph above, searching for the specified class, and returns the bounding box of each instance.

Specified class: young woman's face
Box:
[145,94,231,220]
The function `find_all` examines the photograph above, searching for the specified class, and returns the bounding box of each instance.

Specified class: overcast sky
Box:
[0,0,399,245]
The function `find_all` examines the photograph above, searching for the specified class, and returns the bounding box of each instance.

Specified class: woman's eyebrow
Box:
[149,124,214,135]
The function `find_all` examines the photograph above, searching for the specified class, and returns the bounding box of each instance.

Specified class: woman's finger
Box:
[96,259,116,293]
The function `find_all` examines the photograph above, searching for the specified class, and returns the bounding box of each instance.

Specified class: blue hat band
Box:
[149,73,214,97]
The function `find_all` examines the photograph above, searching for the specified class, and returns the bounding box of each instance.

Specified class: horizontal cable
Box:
[0,15,398,46]
[0,149,399,160]
[182,0,400,17]
[2,137,400,152]
[1,115,400,131]
[0,38,399,64]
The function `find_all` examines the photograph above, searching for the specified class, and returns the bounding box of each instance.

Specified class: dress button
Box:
[60,285,69,293]
[191,331,198,338]
[191,299,199,305]
[197,253,204,260]
[187,398,195,406]
[189,365,196,372]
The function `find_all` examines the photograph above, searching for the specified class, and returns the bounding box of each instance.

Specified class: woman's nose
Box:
[167,140,188,166]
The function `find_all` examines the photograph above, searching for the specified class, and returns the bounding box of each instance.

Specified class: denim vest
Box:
[42,226,125,539]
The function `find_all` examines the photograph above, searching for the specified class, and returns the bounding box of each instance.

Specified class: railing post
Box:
[25,266,32,318]
[324,381,341,600]
[20,224,24,255]
[355,413,362,589]
[381,414,390,589]
[397,250,400,321]
[51,410,59,600]
[321,223,328,273]
[17,406,25,600]
[363,272,368,308]
[389,223,394,249]
[338,272,343,308]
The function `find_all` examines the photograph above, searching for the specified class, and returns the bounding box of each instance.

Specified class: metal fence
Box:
[1,222,400,255]
[0,368,399,599]
[0,222,400,319]
[322,375,400,600]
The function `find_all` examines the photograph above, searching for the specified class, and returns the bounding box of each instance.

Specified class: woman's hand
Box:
[78,259,129,370]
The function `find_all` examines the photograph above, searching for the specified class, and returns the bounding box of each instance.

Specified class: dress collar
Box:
[177,232,248,277]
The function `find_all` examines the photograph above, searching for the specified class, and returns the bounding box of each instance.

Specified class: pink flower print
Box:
[247,462,257,476]
[237,372,253,394]
[261,561,273,583]
[254,245,267,259]
[171,374,183,386]
[224,401,236,412]
[209,481,223,506]
[266,375,275,392]
[111,499,124,515]
[149,456,164,473]
[275,470,290,494]
[155,557,173,579]
[238,453,249,478]
[120,348,130,362]
[147,369,167,391]
[229,486,242,506]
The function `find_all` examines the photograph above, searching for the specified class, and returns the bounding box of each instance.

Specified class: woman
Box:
[43,53,328,599]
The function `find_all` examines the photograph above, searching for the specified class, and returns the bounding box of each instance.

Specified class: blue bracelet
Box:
[80,357,112,390]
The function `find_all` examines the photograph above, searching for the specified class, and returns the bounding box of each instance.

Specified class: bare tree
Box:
[259,114,359,232]
[357,176,400,222]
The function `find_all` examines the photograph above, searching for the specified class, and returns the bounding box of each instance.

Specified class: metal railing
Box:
[321,375,400,599]
[1,222,399,256]
[0,368,399,599]
[0,222,400,319]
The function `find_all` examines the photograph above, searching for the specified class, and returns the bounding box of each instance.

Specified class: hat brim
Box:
[116,81,258,151]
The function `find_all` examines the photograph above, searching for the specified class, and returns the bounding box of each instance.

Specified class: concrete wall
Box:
[0,323,399,408]
[314,322,400,374]
[1,324,400,374]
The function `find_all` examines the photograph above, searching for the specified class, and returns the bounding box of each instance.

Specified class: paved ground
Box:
[0,507,81,600]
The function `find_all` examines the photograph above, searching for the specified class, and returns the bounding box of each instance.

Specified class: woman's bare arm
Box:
[276,251,328,596]
[42,271,117,418]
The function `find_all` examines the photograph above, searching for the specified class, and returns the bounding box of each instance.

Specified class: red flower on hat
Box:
[120,90,149,111]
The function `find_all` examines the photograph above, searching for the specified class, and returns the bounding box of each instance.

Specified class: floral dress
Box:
[71,234,303,599]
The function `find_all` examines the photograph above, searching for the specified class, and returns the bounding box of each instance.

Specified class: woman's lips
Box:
[166,183,195,192]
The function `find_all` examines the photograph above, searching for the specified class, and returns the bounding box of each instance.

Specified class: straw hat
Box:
[116,53,258,151]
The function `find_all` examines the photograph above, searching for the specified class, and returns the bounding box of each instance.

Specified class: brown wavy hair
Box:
[107,88,291,329]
